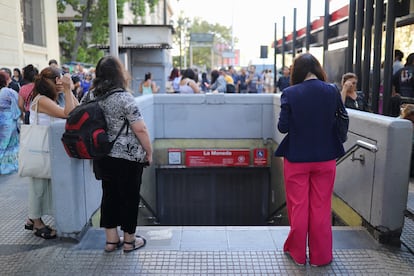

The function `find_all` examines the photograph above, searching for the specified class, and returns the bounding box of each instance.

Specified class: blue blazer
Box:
[274,79,345,162]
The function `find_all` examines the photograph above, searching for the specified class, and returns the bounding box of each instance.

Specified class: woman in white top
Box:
[179,68,200,94]
[24,66,78,239]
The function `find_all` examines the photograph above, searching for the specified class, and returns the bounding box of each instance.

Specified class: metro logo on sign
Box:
[185,149,250,167]
[253,148,268,166]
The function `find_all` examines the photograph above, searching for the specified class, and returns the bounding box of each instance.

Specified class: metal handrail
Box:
[267,140,378,223]
[336,140,378,165]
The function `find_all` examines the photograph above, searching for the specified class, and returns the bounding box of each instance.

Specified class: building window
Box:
[21,0,46,46]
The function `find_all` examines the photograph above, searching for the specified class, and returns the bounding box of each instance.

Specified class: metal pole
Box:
[383,0,396,116]
[163,0,167,25]
[108,0,118,57]
[179,30,183,69]
[323,0,330,66]
[347,0,356,72]
[274,22,277,92]
[362,0,374,109]
[282,16,286,69]
[293,8,297,58]
[355,0,364,90]
[372,0,384,114]
[306,0,311,52]
[189,45,193,68]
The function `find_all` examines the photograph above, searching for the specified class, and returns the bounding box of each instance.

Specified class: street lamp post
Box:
[177,17,189,69]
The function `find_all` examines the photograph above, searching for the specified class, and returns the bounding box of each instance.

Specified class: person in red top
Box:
[18,64,39,124]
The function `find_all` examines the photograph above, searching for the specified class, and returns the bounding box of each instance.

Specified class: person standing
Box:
[80,73,93,98]
[0,67,20,93]
[13,68,23,86]
[179,68,200,94]
[277,66,291,92]
[238,67,248,93]
[200,72,210,93]
[84,56,152,253]
[139,72,159,95]
[207,69,226,93]
[264,69,274,93]
[24,66,79,239]
[246,65,261,93]
[393,53,414,98]
[18,64,39,124]
[168,67,181,93]
[275,53,346,266]
[0,72,21,175]
[393,49,404,75]
[340,72,367,111]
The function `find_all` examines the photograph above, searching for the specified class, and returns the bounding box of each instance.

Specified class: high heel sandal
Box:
[123,236,146,253]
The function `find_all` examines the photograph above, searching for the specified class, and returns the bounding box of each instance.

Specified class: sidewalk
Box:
[1,173,414,275]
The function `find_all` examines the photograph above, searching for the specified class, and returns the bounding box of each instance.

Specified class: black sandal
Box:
[123,236,146,253]
[24,219,35,231]
[25,218,48,231]
[104,240,123,253]
[34,226,57,239]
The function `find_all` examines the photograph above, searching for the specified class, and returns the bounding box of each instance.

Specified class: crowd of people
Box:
[165,65,283,94]
[1,51,413,263]
[0,57,152,254]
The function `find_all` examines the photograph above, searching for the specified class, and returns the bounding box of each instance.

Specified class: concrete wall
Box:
[130,49,172,95]
[50,93,412,243]
[272,94,412,242]
[335,109,412,238]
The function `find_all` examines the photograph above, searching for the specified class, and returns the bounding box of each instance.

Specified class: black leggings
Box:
[99,156,144,234]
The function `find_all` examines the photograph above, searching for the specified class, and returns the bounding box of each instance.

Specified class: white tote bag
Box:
[18,96,51,178]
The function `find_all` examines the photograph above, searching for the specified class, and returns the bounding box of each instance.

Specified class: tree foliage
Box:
[57,0,158,65]
[173,15,237,70]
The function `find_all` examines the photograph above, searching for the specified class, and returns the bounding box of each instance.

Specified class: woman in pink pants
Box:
[275,53,347,266]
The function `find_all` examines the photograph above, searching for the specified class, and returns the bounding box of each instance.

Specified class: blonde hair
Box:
[401,104,414,120]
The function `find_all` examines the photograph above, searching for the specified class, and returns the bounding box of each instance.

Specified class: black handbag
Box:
[335,91,349,143]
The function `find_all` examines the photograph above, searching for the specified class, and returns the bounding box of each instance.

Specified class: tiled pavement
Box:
[1,173,414,275]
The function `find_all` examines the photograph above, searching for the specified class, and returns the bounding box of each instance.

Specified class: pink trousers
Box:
[283,159,336,265]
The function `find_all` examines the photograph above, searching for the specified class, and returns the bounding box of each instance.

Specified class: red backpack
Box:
[61,88,128,159]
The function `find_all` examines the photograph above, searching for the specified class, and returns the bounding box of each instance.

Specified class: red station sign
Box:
[185,149,250,167]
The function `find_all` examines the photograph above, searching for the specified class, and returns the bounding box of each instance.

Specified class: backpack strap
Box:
[110,119,129,145]
[93,87,128,145]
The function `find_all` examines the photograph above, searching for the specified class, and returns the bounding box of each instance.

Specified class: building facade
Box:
[0,0,60,70]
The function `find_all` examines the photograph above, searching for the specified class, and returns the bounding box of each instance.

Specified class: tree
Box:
[174,16,237,70]
[57,0,158,65]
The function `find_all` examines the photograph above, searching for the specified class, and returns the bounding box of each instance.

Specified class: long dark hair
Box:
[91,55,130,96]
[290,53,327,85]
[169,67,180,81]
[144,72,152,81]
[22,64,39,83]
[211,70,220,84]
[33,66,61,100]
